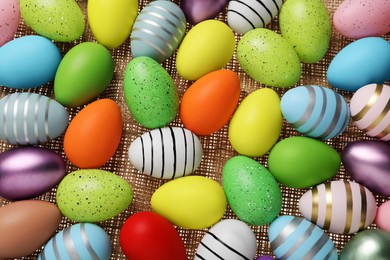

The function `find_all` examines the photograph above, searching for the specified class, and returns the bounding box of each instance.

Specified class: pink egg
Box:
[0,0,20,46]
[376,201,390,232]
[333,0,390,39]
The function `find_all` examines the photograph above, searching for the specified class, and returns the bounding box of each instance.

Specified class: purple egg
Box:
[180,0,228,24]
[0,146,66,200]
[256,256,274,260]
[342,140,390,196]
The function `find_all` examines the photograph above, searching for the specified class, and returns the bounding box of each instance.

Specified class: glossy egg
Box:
[131,0,186,63]
[128,127,203,179]
[64,99,122,169]
[0,92,69,145]
[376,200,390,232]
[0,0,20,46]
[268,215,338,260]
[228,88,283,157]
[180,70,241,135]
[349,83,390,140]
[119,212,187,260]
[0,35,62,89]
[195,219,257,260]
[268,136,341,188]
[327,37,390,92]
[222,156,282,226]
[299,180,377,234]
[88,0,138,49]
[0,146,65,200]
[0,200,62,258]
[39,223,111,260]
[124,56,179,128]
[151,175,227,229]
[20,0,85,42]
[54,42,115,108]
[237,28,301,88]
[281,85,350,139]
[181,0,228,25]
[56,169,133,222]
[176,20,235,81]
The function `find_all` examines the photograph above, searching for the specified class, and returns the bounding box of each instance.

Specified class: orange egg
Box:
[64,99,122,168]
[180,70,240,135]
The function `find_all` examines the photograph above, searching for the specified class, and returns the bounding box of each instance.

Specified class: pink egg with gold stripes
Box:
[299,180,377,234]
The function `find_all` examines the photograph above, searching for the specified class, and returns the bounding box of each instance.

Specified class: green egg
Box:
[56,169,133,222]
[123,56,179,129]
[222,155,282,226]
[237,28,301,88]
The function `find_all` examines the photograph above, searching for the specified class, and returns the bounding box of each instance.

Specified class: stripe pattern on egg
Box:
[281,85,350,139]
[0,92,69,145]
[299,180,377,234]
[128,127,203,179]
[130,0,186,63]
[227,0,283,34]
[350,83,390,141]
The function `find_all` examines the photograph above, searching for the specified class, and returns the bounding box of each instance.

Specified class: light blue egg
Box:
[327,37,390,92]
[38,223,111,260]
[0,35,62,89]
[268,215,338,260]
[281,85,350,139]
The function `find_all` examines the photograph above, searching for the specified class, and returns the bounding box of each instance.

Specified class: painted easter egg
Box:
[268,136,341,188]
[327,37,390,92]
[268,215,338,260]
[180,70,241,135]
[0,0,20,46]
[299,180,377,234]
[195,219,257,260]
[181,0,228,24]
[0,35,62,89]
[0,200,61,258]
[0,92,69,145]
[281,85,350,139]
[376,200,390,232]
[176,20,235,81]
[151,175,227,229]
[237,28,301,88]
[227,0,283,34]
[349,83,390,140]
[131,0,186,63]
[39,223,111,260]
[128,127,203,179]
[64,99,122,169]
[228,88,283,157]
[56,169,133,222]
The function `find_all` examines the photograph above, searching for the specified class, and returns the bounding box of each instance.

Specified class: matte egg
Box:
[0,0,20,46]
[0,200,62,258]
[56,169,133,222]
[376,200,390,232]
[181,0,228,25]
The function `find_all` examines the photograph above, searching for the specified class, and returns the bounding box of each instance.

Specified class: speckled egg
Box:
[56,169,133,222]
[0,0,20,46]
[237,28,301,88]
[124,56,179,128]
[20,0,85,42]
[222,156,282,226]
[376,200,390,232]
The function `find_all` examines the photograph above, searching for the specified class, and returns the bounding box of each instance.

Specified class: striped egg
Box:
[130,0,186,63]
[128,126,203,179]
[38,223,111,260]
[268,215,338,260]
[195,219,257,260]
[350,83,390,141]
[299,180,377,234]
[227,0,283,34]
[281,85,350,139]
[0,92,69,145]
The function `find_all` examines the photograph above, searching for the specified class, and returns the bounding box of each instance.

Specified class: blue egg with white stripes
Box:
[268,215,338,260]
[130,0,186,63]
[38,223,111,260]
[281,85,350,139]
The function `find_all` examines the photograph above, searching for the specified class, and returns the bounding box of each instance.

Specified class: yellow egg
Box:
[228,88,283,157]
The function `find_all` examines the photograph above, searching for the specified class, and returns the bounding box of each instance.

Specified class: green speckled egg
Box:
[124,56,179,128]
[56,169,133,222]
[237,28,301,88]
[279,0,331,63]
[222,155,282,226]
[20,0,85,42]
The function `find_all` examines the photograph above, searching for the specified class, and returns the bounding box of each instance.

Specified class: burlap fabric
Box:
[0,0,389,259]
